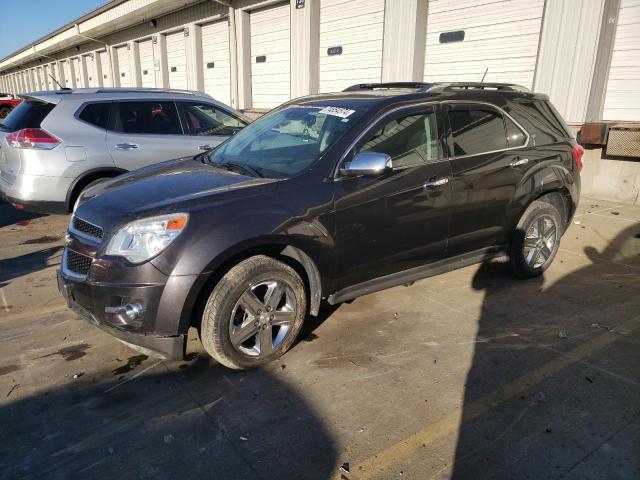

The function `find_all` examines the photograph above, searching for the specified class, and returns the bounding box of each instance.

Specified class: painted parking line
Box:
[351,315,640,479]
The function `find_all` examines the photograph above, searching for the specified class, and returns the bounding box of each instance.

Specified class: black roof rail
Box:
[433,82,530,92]
[343,82,436,92]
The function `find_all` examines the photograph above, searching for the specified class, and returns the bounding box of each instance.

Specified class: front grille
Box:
[73,217,103,239]
[66,249,93,276]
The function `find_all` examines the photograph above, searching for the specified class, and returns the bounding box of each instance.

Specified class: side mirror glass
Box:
[340,151,392,177]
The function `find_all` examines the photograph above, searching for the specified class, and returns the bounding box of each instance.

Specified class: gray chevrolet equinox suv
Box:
[0,88,249,213]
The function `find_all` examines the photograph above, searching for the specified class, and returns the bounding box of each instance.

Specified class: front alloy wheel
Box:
[230,280,298,358]
[200,255,307,369]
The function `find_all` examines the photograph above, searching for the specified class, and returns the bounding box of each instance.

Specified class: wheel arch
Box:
[65,167,127,212]
[511,188,572,241]
[179,241,325,334]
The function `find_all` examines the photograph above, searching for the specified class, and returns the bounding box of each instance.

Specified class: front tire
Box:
[200,255,307,369]
[509,199,564,278]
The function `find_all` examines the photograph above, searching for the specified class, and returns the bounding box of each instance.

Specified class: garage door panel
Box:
[424,0,544,88]
[202,20,231,105]
[116,46,131,87]
[319,0,384,93]
[138,39,156,88]
[250,3,290,109]
[603,0,640,120]
[166,31,187,90]
[98,51,112,87]
[85,55,98,87]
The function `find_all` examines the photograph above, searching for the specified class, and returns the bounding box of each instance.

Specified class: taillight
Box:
[6,128,61,150]
[571,143,584,172]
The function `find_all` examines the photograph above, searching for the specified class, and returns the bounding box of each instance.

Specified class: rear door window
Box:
[180,102,246,136]
[112,101,182,135]
[1,99,55,132]
[78,102,110,129]
[447,105,507,156]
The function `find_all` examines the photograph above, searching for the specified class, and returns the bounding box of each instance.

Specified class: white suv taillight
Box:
[6,128,61,150]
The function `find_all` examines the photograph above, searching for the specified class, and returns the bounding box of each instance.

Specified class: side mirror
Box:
[340,151,392,177]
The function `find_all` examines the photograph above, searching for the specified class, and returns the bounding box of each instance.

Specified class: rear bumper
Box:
[57,269,190,360]
[0,173,72,213]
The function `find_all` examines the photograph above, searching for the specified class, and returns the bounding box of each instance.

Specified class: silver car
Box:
[0,88,249,213]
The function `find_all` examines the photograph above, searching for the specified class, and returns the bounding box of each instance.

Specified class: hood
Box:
[76,157,277,225]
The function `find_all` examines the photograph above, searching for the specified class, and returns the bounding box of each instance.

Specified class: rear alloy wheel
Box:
[509,199,564,278]
[201,255,306,369]
[0,107,11,119]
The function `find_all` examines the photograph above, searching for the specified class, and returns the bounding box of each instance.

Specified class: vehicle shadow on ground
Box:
[0,354,338,480]
[449,224,640,478]
[0,199,43,228]
[0,246,63,283]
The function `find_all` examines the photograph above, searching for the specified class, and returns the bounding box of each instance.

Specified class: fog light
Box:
[105,303,144,321]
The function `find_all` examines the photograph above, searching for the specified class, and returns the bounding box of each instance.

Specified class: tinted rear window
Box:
[447,105,507,156]
[79,102,110,129]
[113,101,182,135]
[1,99,55,132]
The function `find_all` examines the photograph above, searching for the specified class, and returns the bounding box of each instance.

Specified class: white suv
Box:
[0,88,249,213]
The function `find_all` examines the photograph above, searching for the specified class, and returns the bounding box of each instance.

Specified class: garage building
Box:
[0,0,638,202]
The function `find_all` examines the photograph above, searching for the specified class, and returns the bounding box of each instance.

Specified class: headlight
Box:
[105,213,189,264]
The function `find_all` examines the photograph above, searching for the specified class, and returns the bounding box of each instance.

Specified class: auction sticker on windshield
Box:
[318,106,355,118]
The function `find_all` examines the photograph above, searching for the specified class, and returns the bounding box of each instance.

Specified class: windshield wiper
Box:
[215,162,263,178]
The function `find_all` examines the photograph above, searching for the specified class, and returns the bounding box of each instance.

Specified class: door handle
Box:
[115,143,139,151]
[424,177,449,189]
[198,144,213,151]
[510,158,529,167]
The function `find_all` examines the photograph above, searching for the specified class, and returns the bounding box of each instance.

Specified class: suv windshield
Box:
[0,99,55,132]
[207,105,363,178]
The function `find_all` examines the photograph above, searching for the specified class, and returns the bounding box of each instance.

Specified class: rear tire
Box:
[0,107,11,119]
[509,198,564,278]
[200,255,307,370]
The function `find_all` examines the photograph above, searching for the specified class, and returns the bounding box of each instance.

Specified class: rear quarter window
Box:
[1,99,55,132]
[78,102,110,129]
[509,100,572,145]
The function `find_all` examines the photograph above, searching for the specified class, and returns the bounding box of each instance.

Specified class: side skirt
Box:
[326,245,508,305]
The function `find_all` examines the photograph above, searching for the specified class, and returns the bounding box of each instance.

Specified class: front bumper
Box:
[57,269,190,360]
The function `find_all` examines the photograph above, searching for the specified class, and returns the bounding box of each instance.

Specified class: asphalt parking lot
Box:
[1,197,639,480]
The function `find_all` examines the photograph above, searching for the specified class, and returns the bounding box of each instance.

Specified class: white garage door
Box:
[61,61,73,87]
[424,0,545,88]
[116,46,131,87]
[84,54,98,87]
[202,20,231,106]
[250,2,290,109]
[98,50,112,87]
[138,39,156,88]
[23,71,31,92]
[50,63,61,88]
[37,67,45,90]
[72,57,84,88]
[319,0,385,93]
[166,31,187,90]
[603,0,640,121]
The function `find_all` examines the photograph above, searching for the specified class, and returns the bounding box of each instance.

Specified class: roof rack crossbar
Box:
[343,82,436,92]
